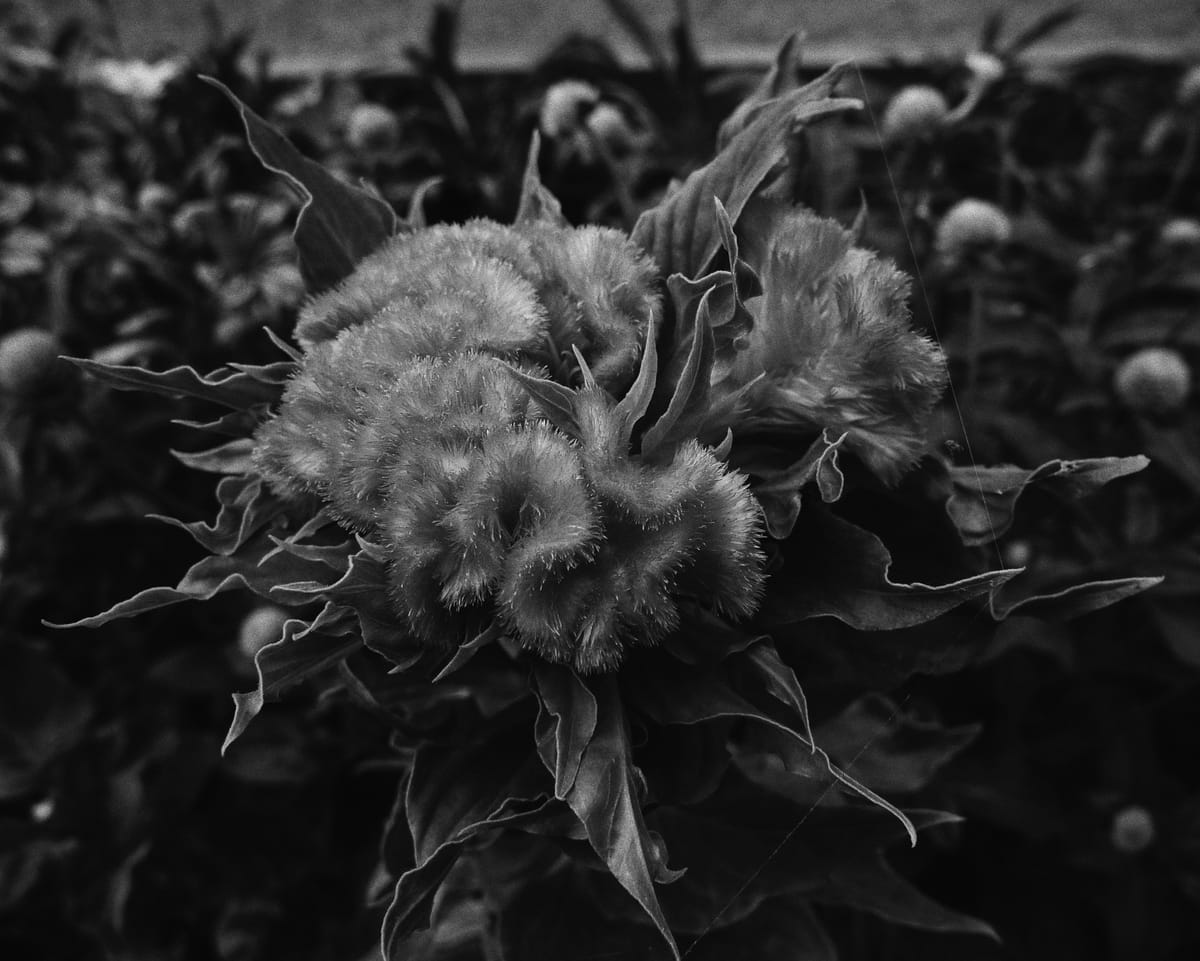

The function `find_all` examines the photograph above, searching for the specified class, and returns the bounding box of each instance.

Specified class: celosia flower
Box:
[711,207,947,482]
[881,85,949,143]
[1177,64,1200,108]
[1110,805,1156,853]
[1113,347,1191,414]
[1160,218,1200,247]
[253,217,763,671]
[0,327,61,397]
[965,51,1005,86]
[539,80,601,139]
[934,198,1011,261]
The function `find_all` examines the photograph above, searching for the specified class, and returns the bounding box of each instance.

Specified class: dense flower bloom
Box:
[881,85,949,143]
[1110,805,1156,853]
[254,217,764,671]
[1113,347,1192,414]
[711,207,948,482]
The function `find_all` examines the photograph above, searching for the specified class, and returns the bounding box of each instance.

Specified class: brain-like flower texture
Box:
[253,218,765,672]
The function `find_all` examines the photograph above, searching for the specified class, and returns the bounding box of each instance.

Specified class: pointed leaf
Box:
[764,504,1020,629]
[631,63,860,279]
[566,675,681,959]
[945,455,1149,547]
[148,474,287,556]
[515,131,568,227]
[224,620,361,752]
[67,357,285,409]
[641,288,715,458]
[819,852,997,938]
[203,77,400,295]
[170,437,254,474]
[991,575,1163,621]
[716,33,804,149]
[749,430,846,539]
[432,623,501,682]
[504,365,581,439]
[533,662,599,799]
[613,316,659,447]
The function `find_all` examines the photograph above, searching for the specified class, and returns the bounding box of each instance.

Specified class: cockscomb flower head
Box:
[881,85,949,143]
[253,215,763,671]
[934,198,1011,261]
[713,207,948,482]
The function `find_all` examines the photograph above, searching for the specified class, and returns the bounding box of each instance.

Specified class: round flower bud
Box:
[1113,347,1191,414]
[1110,805,1156,853]
[237,605,291,659]
[1002,539,1033,568]
[1177,65,1200,108]
[965,51,1005,86]
[881,85,949,143]
[0,327,61,397]
[934,199,1011,260]
[539,80,600,138]
[585,101,635,153]
[1160,218,1200,247]
[136,182,177,218]
[345,102,400,153]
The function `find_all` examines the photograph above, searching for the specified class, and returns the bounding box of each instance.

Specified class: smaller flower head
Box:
[0,327,60,397]
[965,51,1005,86]
[1113,347,1191,414]
[934,198,1011,261]
[1160,217,1200,248]
[881,85,949,143]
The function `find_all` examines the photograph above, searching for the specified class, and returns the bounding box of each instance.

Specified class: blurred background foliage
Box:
[2,1,1200,958]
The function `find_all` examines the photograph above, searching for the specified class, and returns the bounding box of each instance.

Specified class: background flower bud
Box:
[1160,217,1200,247]
[1110,805,1156,853]
[344,102,400,154]
[0,327,61,397]
[934,198,1011,260]
[237,605,291,659]
[882,85,949,143]
[965,50,1005,86]
[1113,347,1191,414]
[539,80,600,138]
[1177,64,1200,108]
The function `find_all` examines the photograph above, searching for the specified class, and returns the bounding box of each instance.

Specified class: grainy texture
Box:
[40,0,1200,71]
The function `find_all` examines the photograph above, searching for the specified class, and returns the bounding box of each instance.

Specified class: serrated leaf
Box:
[504,365,581,439]
[631,63,859,279]
[566,674,682,959]
[533,662,599,799]
[945,455,1149,547]
[67,357,286,410]
[170,437,255,474]
[763,504,1020,629]
[224,617,360,751]
[203,77,400,295]
[148,474,287,556]
[515,131,568,228]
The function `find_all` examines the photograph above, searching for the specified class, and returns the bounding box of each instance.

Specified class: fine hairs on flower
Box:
[253,216,766,672]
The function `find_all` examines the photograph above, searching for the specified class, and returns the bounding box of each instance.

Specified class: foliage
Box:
[2,2,1198,959]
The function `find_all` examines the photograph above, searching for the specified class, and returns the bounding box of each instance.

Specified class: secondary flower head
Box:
[1177,64,1200,108]
[881,85,949,143]
[1113,347,1192,414]
[1110,805,1156,853]
[934,198,1011,261]
[714,207,948,482]
[965,51,1005,86]
[1160,217,1200,247]
[539,80,601,139]
[345,102,401,153]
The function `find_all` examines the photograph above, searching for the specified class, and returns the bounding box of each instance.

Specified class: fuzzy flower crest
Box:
[713,207,947,481]
[253,217,765,671]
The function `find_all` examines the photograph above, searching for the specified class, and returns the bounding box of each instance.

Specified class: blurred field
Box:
[39,0,1200,71]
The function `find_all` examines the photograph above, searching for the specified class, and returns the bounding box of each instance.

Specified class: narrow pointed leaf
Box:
[515,131,568,227]
[170,438,254,474]
[67,357,285,409]
[533,662,599,799]
[613,316,659,447]
[716,33,804,148]
[991,575,1163,621]
[504,366,581,439]
[203,77,400,294]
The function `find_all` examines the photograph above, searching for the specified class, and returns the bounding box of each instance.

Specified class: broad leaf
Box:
[204,77,400,294]
[945,455,1149,547]
[565,674,682,959]
[763,504,1019,629]
[533,662,598,799]
[745,429,846,539]
[631,63,859,279]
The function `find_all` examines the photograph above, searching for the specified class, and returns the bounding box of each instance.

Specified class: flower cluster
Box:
[254,218,765,671]
[710,207,948,482]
